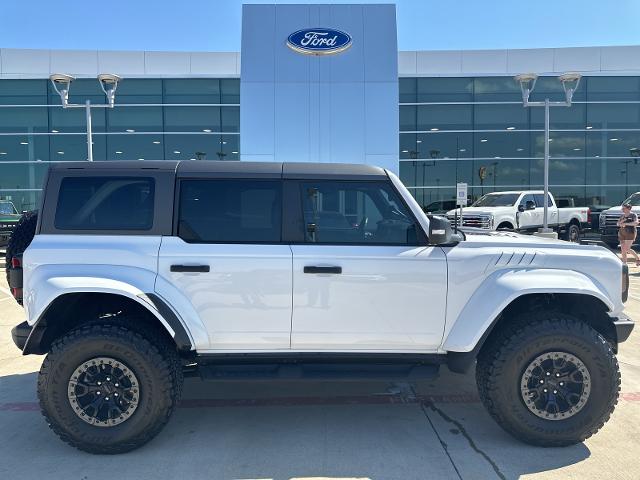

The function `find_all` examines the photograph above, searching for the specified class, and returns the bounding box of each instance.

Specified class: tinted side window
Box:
[520,194,535,207]
[534,193,553,207]
[178,179,282,243]
[300,181,421,245]
[55,177,154,230]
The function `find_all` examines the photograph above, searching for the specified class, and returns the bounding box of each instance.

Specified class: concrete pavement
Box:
[1,250,639,479]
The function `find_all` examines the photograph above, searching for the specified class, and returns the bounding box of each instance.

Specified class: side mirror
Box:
[428,215,454,245]
[526,200,536,210]
[518,204,525,213]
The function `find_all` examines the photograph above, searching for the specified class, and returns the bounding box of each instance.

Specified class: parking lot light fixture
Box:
[514,73,538,105]
[49,74,75,107]
[49,72,123,162]
[559,72,582,105]
[97,74,122,108]
[514,71,582,234]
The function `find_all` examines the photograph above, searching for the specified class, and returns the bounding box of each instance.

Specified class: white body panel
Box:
[290,245,447,351]
[440,232,624,352]
[21,179,624,357]
[156,236,292,350]
[22,235,204,349]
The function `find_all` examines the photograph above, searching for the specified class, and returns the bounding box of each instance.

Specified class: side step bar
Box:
[190,353,444,381]
[194,363,440,381]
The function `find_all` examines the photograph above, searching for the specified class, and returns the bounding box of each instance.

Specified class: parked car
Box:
[0,200,20,246]
[446,190,590,242]
[599,192,640,248]
[423,199,457,214]
[8,161,633,453]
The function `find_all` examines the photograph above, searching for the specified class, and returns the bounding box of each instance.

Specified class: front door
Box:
[517,193,541,230]
[156,178,292,350]
[289,180,448,351]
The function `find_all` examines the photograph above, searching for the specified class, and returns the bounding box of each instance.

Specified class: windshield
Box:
[0,202,17,215]
[472,193,520,207]
[623,193,640,206]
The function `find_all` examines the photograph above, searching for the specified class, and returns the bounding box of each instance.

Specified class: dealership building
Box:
[2,3,640,213]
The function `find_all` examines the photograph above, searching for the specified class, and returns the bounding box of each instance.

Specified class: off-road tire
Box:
[476,312,620,447]
[5,210,37,287]
[38,322,183,454]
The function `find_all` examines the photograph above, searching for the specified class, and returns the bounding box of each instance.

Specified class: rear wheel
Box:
[476,312,619,446]
[563,223,581,243]
[38,322,183,454]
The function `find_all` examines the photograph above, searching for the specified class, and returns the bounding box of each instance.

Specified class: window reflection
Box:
[400,76,640,207]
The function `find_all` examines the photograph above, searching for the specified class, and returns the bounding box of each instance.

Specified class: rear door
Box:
[288,179,448,351]
[535,193,557,226]
[156,177,292,350]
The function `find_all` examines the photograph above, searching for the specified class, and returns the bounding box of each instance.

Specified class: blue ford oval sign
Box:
[287,28,352,56]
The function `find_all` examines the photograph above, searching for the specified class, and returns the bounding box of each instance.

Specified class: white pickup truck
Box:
[446,190,590,242]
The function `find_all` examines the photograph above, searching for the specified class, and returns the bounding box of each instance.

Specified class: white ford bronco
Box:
[7,161,634,454]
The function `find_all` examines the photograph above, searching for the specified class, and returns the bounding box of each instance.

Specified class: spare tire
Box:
[5,210,38,287]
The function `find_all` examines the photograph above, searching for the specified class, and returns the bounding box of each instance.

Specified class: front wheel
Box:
[38,322,183,454]
[476,312,620,447]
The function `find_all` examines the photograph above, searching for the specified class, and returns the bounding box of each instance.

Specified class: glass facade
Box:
[0,78,240,211]
[2,74,640,214]
[400,76,640,212]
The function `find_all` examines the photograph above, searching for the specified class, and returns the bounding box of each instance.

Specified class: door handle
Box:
[170,264,210,273]
[303,266,342,274]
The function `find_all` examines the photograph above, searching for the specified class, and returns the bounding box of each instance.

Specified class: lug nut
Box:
[106,377,111,381]
[553,390,558,394]
[540,379,544,384]
[559,382,564,386]
[556,373,560,377]
[546,372,551,376]
[114,383,119,387]
[543,388,548,393]
[97,381,101,386]
[96,391,101,395]
[105,397,109,401]
[114,393,118,397]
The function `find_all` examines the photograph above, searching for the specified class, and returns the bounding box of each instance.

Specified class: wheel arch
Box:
[23,291,194,356]
[496,221,514,230]
[443,267,618,373]
[446,292,615,374]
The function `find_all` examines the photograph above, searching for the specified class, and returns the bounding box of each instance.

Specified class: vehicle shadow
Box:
[0,371,591,480]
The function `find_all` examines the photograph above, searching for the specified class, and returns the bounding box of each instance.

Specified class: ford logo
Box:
[287,28,352,56]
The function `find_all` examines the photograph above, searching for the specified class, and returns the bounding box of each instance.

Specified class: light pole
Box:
[515,72,582,234]
[50,73,122,161]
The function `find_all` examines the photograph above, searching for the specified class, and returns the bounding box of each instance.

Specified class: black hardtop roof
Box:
[49,161,388,179]
[50,161,180,171]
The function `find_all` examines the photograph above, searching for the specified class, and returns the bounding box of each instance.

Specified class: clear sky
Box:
[1,0,639,52]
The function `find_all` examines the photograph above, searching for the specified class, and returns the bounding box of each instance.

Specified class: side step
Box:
[192,360,441,381]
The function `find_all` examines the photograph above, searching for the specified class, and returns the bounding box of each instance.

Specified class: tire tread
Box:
[38,321,183,454]
[476,312,620,447]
